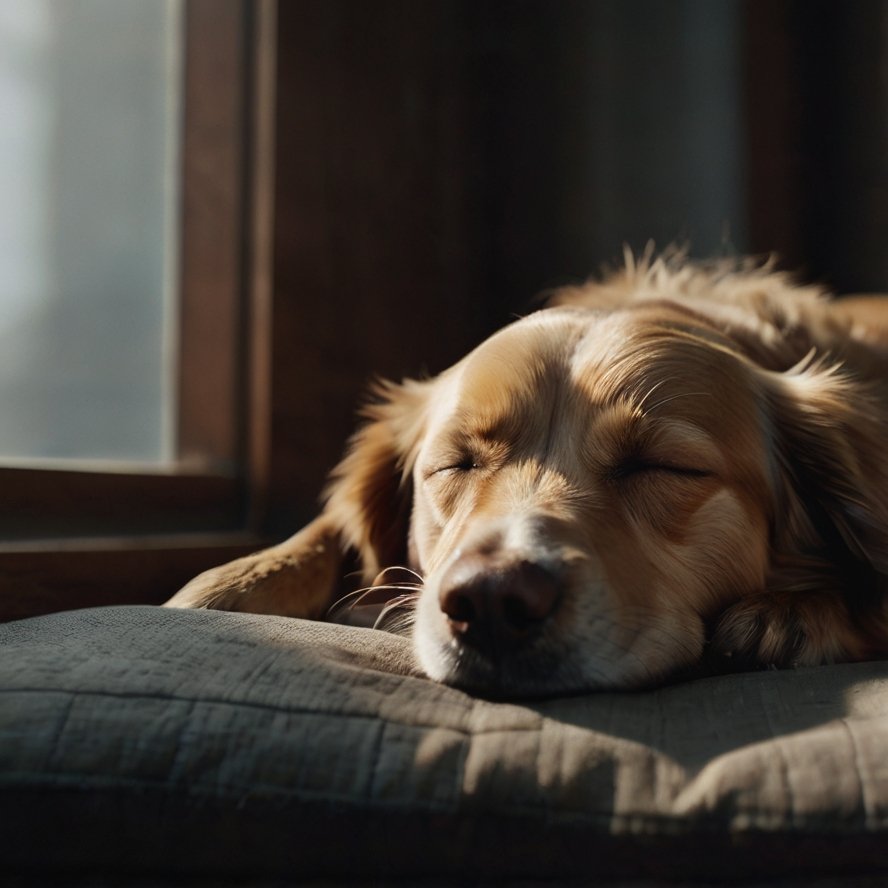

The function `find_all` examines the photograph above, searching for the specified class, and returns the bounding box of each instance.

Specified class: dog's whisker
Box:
[326,567,422,622]
[372,565,425,586]
[644,390,711,415]
[375,612,417,636]
[326,588,372,621]
[327,582,421,621]
[637,377,674,411]
[373,593,420,635]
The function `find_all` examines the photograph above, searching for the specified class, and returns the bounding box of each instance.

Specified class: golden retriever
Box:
[166,253,888,697]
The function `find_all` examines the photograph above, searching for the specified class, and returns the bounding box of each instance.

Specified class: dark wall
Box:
[266,0,888,527]
[268,1,492,527]
[466,0,747,303]
[747,0,888,293]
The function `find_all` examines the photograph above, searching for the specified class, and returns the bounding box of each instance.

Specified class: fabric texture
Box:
[1,605,887,883]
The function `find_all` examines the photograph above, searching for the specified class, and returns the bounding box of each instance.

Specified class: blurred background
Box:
[1,0,887,525]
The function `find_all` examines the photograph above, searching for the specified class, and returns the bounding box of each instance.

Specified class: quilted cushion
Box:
[1,605,887,883]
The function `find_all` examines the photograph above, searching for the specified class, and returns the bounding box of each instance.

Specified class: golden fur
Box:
[167,253,888,697]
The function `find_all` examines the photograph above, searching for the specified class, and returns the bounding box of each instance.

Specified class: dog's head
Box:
[323,266,888,696]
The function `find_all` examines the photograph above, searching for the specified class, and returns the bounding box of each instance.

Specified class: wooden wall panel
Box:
[262,0,500,532]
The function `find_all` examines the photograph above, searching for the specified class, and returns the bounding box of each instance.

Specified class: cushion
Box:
[1,605,887,884]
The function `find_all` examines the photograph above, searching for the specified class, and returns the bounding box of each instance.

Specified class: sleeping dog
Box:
[166,253,888,697]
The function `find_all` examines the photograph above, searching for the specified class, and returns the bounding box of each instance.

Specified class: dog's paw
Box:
[164,518,343,619]
[709,591,854,669]
[165,554,271,612]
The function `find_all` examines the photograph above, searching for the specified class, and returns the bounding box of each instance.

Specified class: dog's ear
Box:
[763,359,888,576]
[711,359,888,667]
[165,377,430,617]
[323,378,430,580]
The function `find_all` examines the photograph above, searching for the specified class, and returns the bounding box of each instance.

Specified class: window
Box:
[0,0,275,620]
[0,0,181,464]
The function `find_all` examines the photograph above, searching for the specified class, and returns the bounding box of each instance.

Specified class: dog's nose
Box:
[438,556,562,651]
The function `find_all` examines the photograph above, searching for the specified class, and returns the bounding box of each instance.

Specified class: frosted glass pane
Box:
[0,0,181,463]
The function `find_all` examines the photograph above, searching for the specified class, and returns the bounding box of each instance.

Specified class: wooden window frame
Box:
[0,0,277,621]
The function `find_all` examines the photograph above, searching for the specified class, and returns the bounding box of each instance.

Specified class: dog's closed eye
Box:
[428,456,480,477]
[608,458,713,481]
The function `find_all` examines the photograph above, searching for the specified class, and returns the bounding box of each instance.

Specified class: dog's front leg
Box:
[164,515,344,619]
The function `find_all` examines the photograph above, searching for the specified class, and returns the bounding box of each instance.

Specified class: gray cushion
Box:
[1,605,887,883]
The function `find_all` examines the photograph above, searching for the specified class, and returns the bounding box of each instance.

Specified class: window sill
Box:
[0,532,266,623]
